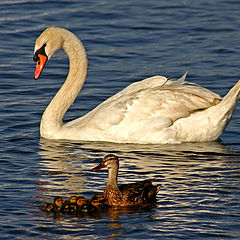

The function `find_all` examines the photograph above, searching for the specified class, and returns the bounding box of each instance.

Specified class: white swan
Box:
[33,27,240,144]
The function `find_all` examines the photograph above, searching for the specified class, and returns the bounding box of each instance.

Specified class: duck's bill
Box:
[92,163,106,171]
[34,54,48,80]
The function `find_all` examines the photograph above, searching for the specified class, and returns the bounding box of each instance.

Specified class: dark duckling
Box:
[87,193,106,217]
[76,196,89,213]
[61,195,78,214]
[89,193,105,210]
[41,202,54,212]
[69,195,78,204]
[92,154,160,207]
[41,196,64,213]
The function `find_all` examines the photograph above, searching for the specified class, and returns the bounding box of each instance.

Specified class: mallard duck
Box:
[92,154,160,207]
[41,196,64,213]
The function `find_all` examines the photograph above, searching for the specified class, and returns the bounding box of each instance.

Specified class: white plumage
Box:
[33,27,240,144]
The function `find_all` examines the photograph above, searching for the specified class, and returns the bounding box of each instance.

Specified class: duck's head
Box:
[90,193,105,206]
[92,154,119,171]
[53,196,64,207]
[69,196,78,204]
[76,196,88,207]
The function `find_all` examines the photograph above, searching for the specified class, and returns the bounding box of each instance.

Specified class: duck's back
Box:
[119,179,160,205]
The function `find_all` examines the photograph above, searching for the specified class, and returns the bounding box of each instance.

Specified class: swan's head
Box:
[92,154,119,172]
[33,27,65,80]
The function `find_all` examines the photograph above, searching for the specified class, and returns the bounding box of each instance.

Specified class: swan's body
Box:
[34,27,240,144]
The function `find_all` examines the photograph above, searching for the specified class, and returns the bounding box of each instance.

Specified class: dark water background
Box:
[0,0,240,239]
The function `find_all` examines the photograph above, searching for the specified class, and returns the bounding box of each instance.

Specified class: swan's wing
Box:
[69,74,221,131]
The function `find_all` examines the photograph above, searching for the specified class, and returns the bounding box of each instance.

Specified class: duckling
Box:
[89,193,105,210]
[69,195,77,204]
[62,202,76,214]
[61,196,78,214]
[41,196,64,213]
[41,202,54,212]
[74,196,90,217]
[53,196,65,212]
[78,202,89,213]
[76,196,89,213]
[87,193,105,217]
[92,154,160,207]
[90,193,105,204]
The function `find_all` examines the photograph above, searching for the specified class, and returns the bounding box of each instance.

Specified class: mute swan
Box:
[33,27,240,144]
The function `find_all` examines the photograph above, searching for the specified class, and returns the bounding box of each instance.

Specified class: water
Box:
[0,0,240,239]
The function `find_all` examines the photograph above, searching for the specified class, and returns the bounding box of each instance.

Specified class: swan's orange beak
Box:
[34,54,48,80]
[92,162,106,171]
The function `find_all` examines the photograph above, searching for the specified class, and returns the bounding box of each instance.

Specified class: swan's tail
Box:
[211,80,240,136]
[220,80,240,114]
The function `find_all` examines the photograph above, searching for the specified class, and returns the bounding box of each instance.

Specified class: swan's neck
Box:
[40,31,88,138]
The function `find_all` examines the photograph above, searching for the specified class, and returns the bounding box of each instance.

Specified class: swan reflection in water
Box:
[37,138,239,220]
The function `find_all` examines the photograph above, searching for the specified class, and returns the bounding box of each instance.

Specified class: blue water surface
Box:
[0,0,240,239]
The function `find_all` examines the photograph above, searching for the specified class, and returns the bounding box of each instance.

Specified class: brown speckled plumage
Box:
[92,154,160,207]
